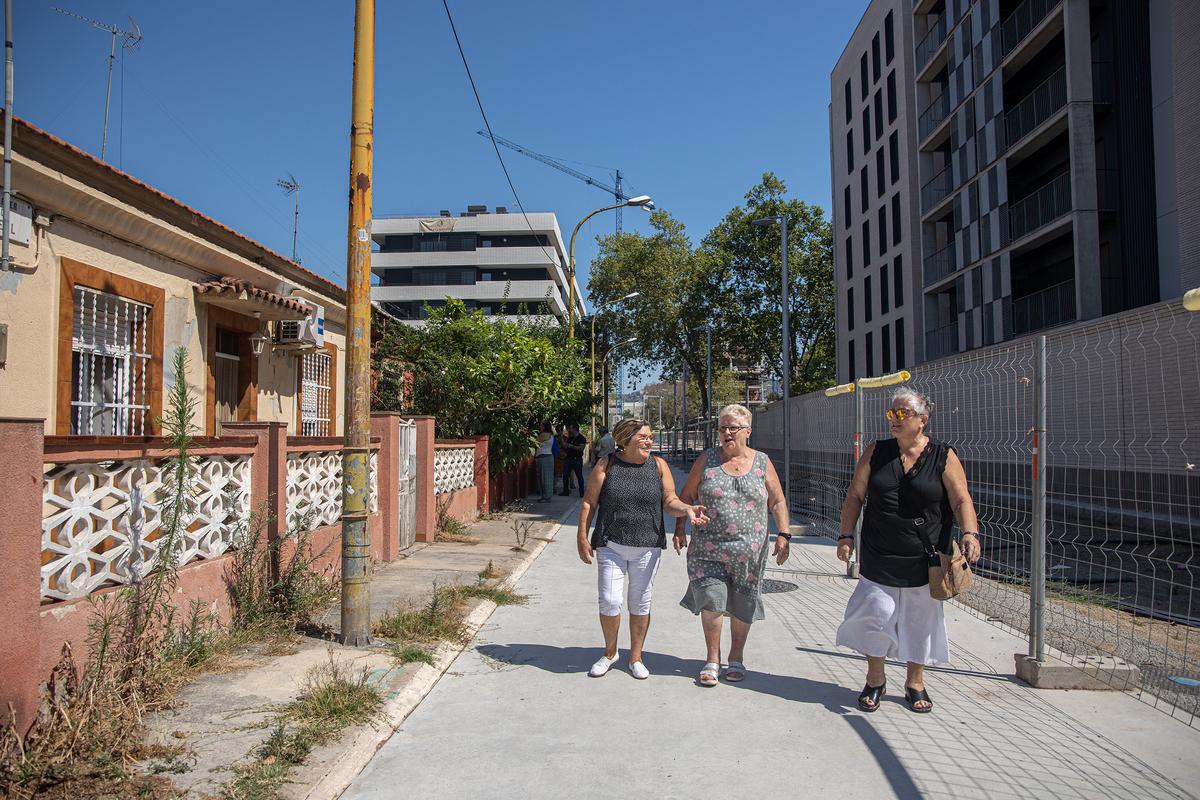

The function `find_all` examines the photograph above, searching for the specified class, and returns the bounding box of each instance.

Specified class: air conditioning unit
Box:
[277,301,325,349]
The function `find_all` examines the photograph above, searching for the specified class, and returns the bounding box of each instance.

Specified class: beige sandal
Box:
[698,662,719,687]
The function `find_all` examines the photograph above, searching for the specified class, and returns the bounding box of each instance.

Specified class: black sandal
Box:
[858,681,886,712]
[904,686,933,713]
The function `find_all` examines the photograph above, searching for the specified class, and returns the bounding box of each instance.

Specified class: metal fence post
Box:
[1030,334,1048,661]
[849,384,864,579]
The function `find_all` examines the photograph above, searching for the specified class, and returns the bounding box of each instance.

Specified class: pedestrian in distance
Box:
[577,418,709,679]
[835,388,982,713]
[535,422,556,503]
[674,404,791,687]
[561,423,588,497]
[592,425,616,466]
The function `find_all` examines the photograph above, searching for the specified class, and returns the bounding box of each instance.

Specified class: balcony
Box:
[921,164,955,213]
[915,13,950,73]
[925,321,960,360]
[919,92,951,143]
[1012,279,1076,335]
[1001,0,1063,58]
[1004,65,1066,148]
[923,242,957,285]
[1009,171,1071,242]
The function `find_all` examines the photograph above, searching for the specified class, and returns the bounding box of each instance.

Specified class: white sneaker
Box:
[589,654,619,677]
[629,661,650,680]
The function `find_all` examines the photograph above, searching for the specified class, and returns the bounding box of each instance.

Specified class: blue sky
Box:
[21,1,866,301]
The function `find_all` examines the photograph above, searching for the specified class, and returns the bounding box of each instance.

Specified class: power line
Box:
[439,0,567,281]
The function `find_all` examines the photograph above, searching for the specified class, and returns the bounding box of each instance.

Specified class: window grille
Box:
[71,286,152,435]
[300,351,333,436]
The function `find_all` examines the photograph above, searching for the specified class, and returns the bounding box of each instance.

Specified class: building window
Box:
[872,33,881,83]
[862,220,871,269]
[847,287,855,331]
[846,130,854,173]
[873,90,884,141]
[891,194,902,245]
[860,167,869,212]
[881,263,890,314]
[843,186,852,228]
[894,254,904,308]
[875,147,885,198]
[864,274,873,324]
[866,331,875,376]
[862,109,870,153]
[882,323,892,373]
[300,350,333,436]
[887,71,897,123]
[845,236,854,279]
[848,340,857,380]
[889,132,900,185]
[896,317,906,369]
[884,11,895,64]
[878,205,887,255]
[860,53,868,99]
[844,78,852,123]
[70,285,153,435]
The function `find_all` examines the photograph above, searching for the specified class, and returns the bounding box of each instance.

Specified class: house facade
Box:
[0,115,347,436]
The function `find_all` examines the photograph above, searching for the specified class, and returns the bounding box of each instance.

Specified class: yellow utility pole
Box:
[340,0,374,646]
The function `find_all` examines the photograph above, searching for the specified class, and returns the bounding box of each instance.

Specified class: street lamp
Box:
[590,291,639,445]
[752,214,791,503]
[567,196,654,337]
[601,337,636,428]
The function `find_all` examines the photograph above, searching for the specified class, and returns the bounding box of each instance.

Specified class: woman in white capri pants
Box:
[577,418,708,679]
[835,388,981,713]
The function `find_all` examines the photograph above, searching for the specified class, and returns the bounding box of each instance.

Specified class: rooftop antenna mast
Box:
[53,7,142,161]
[276,173,301,262]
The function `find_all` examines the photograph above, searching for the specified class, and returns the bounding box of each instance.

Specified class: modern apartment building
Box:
[370,206,585,325]
[832,0,1198,382]
[831,0,923,385]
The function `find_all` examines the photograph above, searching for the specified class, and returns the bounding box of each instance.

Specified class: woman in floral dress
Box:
[674,404,792,686]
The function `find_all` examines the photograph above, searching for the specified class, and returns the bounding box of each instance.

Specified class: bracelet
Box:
[837,534,855,542]
[776,532,792,541]
[962,531,981,538]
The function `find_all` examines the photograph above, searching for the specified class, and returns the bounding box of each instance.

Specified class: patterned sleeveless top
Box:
[590,455,666,549]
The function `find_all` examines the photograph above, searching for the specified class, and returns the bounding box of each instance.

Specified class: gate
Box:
[396,420,417,549]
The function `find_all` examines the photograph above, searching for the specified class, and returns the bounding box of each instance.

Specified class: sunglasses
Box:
[885,408,921,422]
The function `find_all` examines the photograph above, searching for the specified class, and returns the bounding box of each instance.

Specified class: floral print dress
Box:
[679,448,771,625]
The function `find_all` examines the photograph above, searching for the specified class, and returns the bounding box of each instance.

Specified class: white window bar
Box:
[71,286,152,436]
[300,351,332,436]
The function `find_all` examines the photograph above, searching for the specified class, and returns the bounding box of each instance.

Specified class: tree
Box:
[642,368,749,430]
[372,300,590,473]
[700,173,836,397]
[587,211,732,424]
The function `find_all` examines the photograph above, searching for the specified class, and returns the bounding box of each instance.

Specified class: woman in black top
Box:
[835,389,981,713]
[578,418,708,679]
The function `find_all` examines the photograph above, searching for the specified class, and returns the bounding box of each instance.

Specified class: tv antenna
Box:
[276,174,301,263]
[53,8,143,161]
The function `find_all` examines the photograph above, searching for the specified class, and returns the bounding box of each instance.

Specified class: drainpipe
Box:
[2,0,13,271]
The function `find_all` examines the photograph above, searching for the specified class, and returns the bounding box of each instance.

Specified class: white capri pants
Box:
[836,576,950,666]
[596,541,662,616]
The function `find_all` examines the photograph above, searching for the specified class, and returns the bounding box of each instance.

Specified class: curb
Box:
[300,501,576,800]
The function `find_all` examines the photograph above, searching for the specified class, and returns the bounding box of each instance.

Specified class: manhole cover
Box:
[762,579,799,594]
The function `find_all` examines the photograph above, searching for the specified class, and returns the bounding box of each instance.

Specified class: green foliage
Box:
[589,173,835,402]
[372,299,590,473]
[642,367,749,427]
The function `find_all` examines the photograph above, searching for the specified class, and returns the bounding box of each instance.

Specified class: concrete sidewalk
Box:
[343,476,1200,799]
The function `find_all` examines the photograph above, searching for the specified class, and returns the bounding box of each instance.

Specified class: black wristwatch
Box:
[776,532,792,542]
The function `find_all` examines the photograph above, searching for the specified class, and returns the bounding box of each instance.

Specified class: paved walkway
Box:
[343,476,1200,800]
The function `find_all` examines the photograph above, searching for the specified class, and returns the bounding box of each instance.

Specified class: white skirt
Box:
[835,577,950,666]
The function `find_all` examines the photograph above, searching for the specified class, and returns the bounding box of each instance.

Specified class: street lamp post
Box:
[644,394,664,449]
[752,214,791,505]
[602,337,636,428]
[590,291,639,447]
[567,196,653,338]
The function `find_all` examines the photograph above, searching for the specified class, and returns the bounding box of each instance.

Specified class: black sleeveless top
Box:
[860,438,956,587]
[590,455,666,550]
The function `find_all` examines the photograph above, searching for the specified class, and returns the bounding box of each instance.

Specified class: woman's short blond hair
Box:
[718,404,753,428]
[611,418,651,450]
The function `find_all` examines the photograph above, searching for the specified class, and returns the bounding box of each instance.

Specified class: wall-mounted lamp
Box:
[250,325,270,357]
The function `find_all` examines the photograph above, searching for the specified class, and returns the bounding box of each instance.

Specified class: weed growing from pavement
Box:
[478,559,505,580]
[375,581,529,660]
[225,652,381,800]
[434,494,481,543]
[507,502,535,550]
[391,644,438,667]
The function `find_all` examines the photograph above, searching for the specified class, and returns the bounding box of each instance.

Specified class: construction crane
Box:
[477,130,631,233]
[54,8,143,162]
